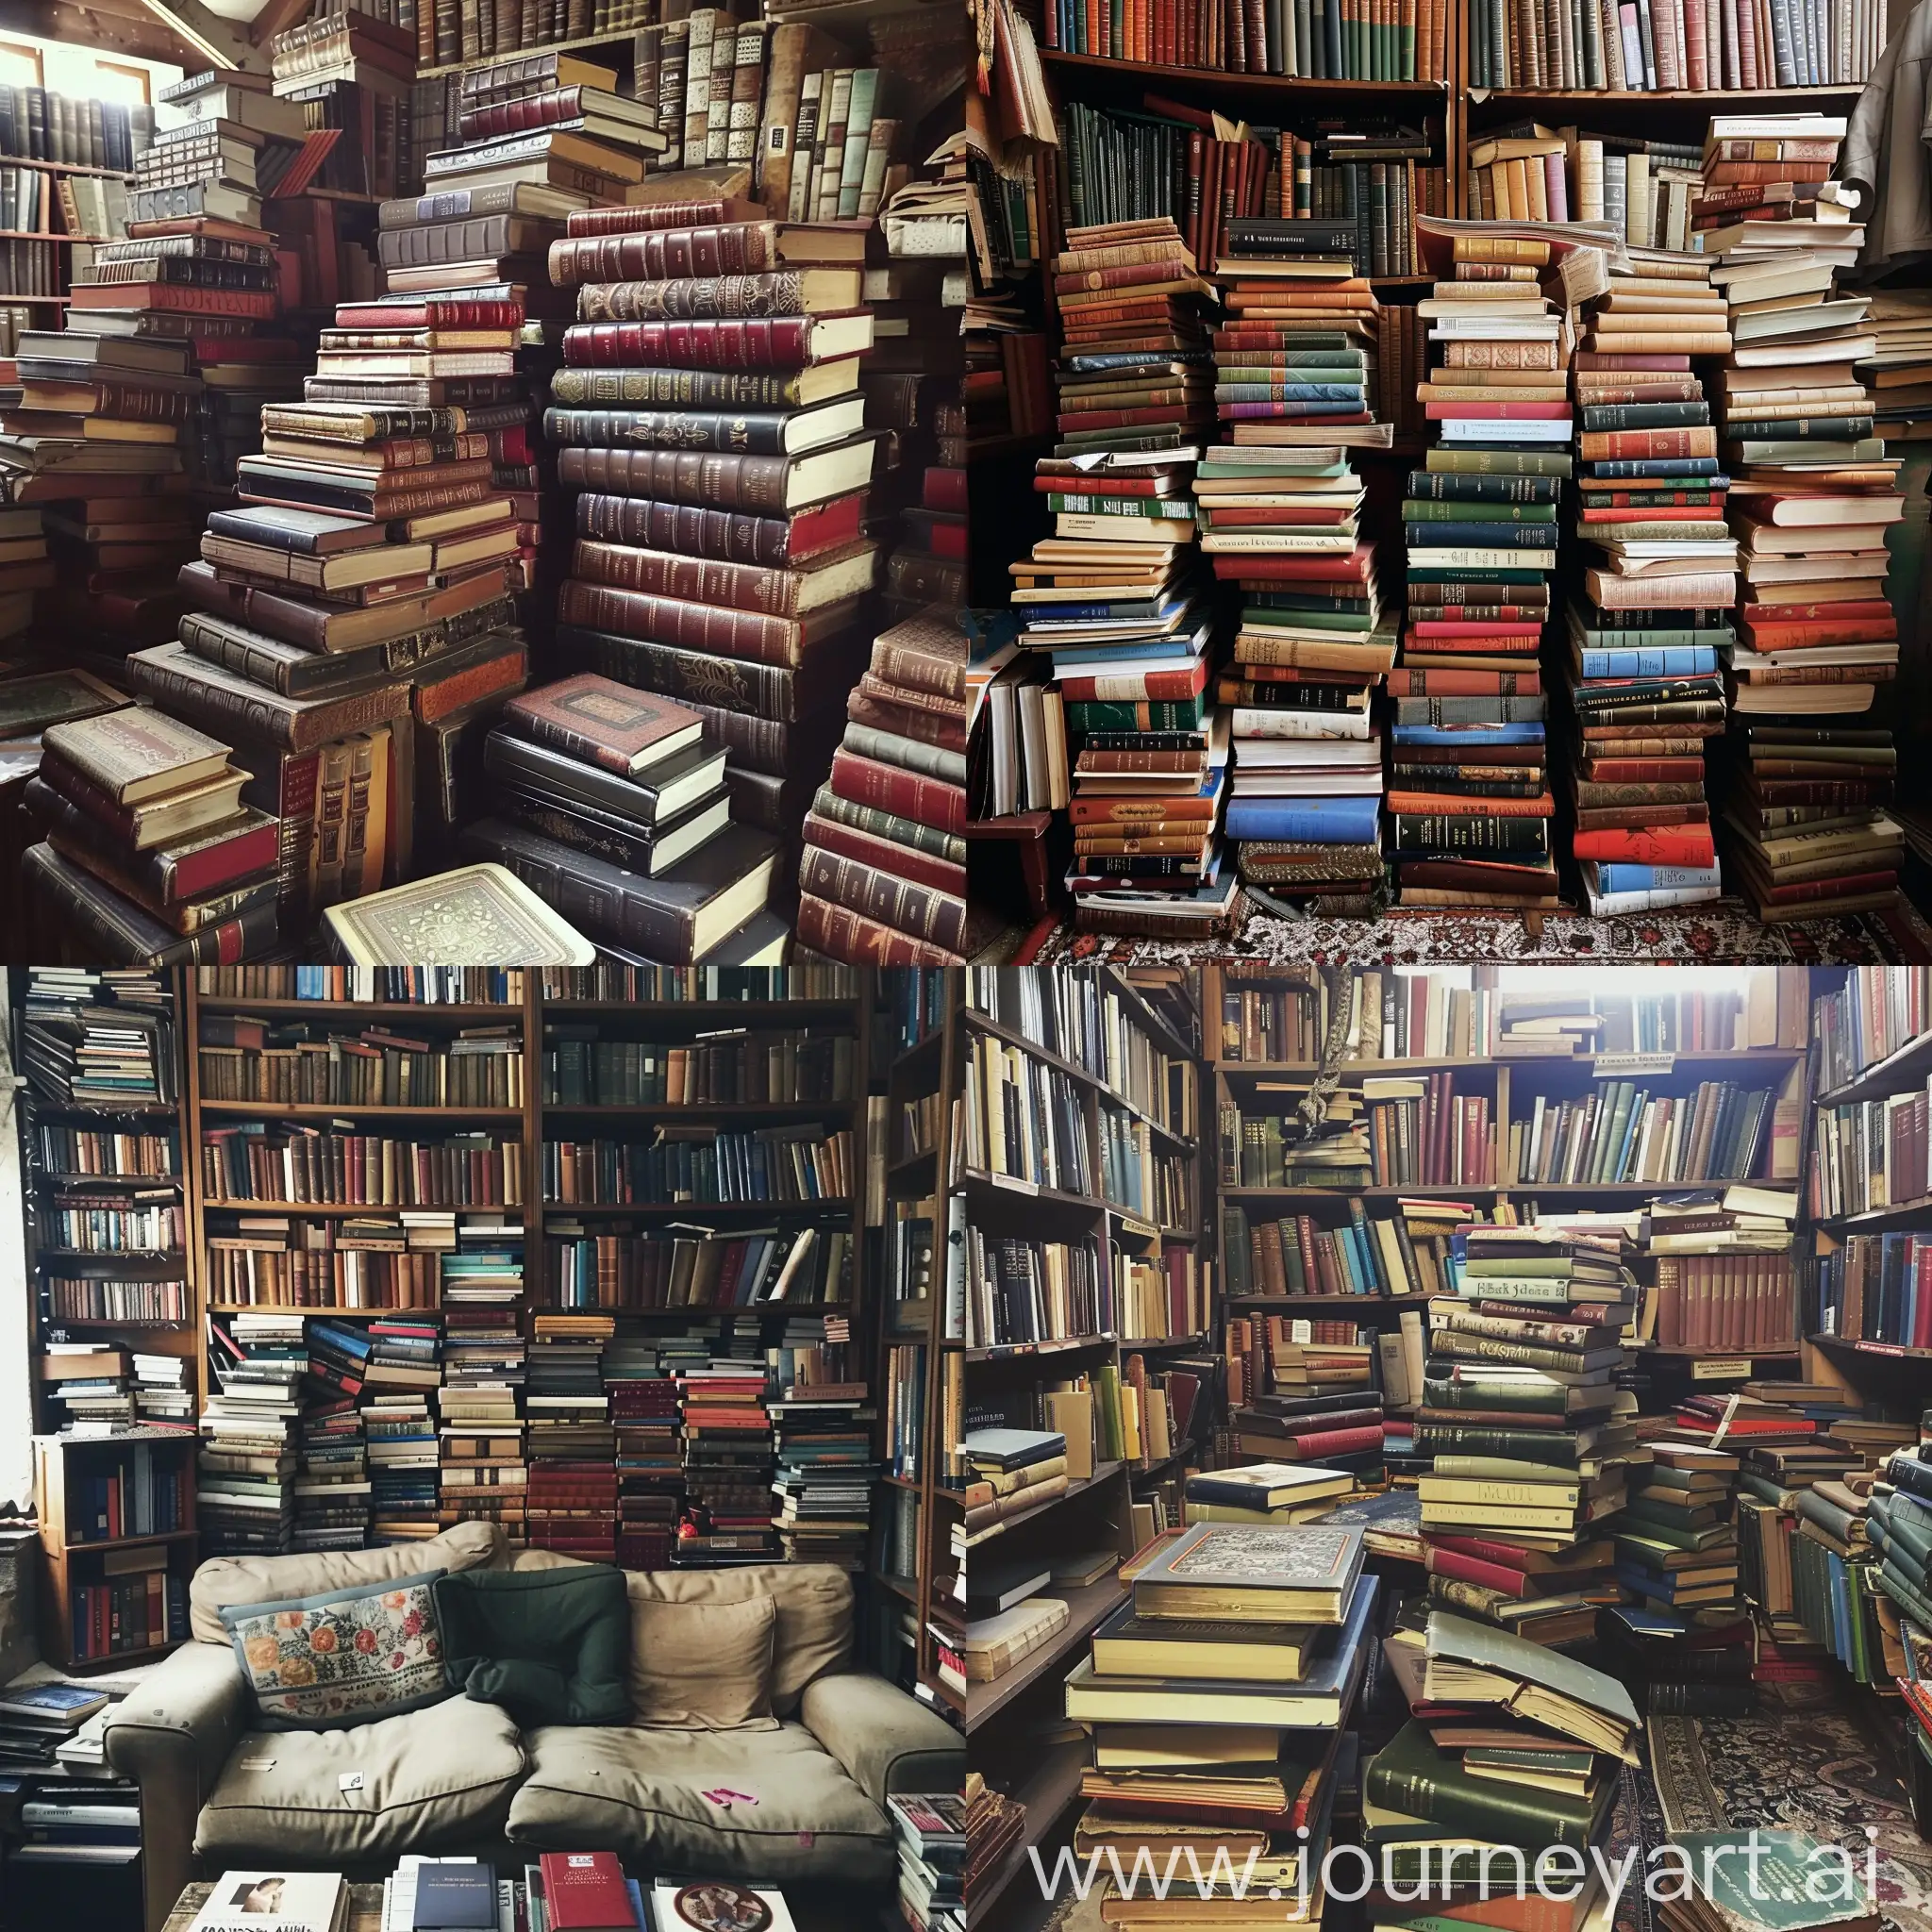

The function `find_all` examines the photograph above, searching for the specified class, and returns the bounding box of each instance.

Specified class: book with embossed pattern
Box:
[547,221,864,286]
[23,841,277,966]
[555,580,858,669]
[795,891,964,967]
[42,706,232,806]
[554,439,876,513]
[321,862,595,967]
[124,642,410,755]
[567,536,875,615]
[572,487,865,567]
[542,394,866,457]
[548,362,859,411]
[25,777,277,906]
[561,314,873,369]
[501,672,704,778]
[574,269,862,323]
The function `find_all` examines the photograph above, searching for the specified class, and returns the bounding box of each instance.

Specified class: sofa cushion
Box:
[628,1592,774,1730]
[623,1565,850,1719]
[507,1721,892,1887]
[436,1566,630,1727]
[191,1522,502,1644]
[196,1697,525,1864]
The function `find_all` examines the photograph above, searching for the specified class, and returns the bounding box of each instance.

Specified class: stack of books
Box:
[1647,1184,1798,1347]
[604,1330,681,1571]
[539,196,874,936]
[767,1316,874,1569]
[291,1379,372,1553]
[1707,116,1904,918]
[1209,248,1390,908]
[471,670,783,965]
[796,610,974,966]
[22,675,282,964]
[1567,250,1734,912]
[675,1338,778,1566]
[440,1226,527,1544]
[200,1311,304,1554]
[1858,289,1932,428]
[887,1794,966,1932]
[1398,231,1562,910]
[1599,1595,1756,1716]
[1062,1523,1376,1922]
[1417,1220,1643,1643]
[1870,1445,1932,1635]
[1614,1439,1745,1622]
[1226,1389,1389,1481]
[1370,1612,1637,1913]
[525,1310,616,1558]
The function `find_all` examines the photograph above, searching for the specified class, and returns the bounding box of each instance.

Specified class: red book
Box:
[1740,599,1893,623]
[827,750,964,836]
[1386,669,1541,695]
[1058,661,1207,702]
[1423,400,1572,420]
[1572,827,1717,866]
[539,1852,633,1930]
[1583,758,1704,782]
[335,298,524,329]
[1581,506,1724,522]
[1403,633,1541,655]
[1407,621,1543,640]
[1740,618,1898,648]
[1275,1423,1384,1460]
[1203,505,1355,526]
[1573,352,1691,370]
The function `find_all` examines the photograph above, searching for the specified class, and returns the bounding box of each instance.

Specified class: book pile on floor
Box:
[526,1310,616,1559]
[1371,1611,1638,1912]
[1398,231,1562,910]
[1871,1444,1932,1635]
[1418,1219,1642,1644]
[768,1315,874,1568]
[1567,249,1734,913]
[887,1793,966,1932]
[1208,238,1391,912]
[605,1330,681,1571]
[1061,1523,1376,1924]
[200,1311,304,1555]
[1013,217,1226,941]
[1614,1437,1745,1624]
[292,1363,373,1554]
[1707,115,1905,919]
[539,195,875,954]
[796,609,975,966]
[467,669,783,965]
[675,1334,779,1566]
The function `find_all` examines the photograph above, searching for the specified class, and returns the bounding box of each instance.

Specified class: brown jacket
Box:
[1841,0,1932,276]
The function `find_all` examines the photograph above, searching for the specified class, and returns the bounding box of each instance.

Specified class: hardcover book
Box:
[321,863,596,966]
[1133,1523,1366,1623]
[42,705,231,805]
[501,673,704,778]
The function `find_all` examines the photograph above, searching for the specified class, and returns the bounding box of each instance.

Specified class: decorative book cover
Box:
[42,705,231,806]
[1137,1523,1365,1592]
[321,862,595,966]
[503,673,704,777]
[186,1873,346,1932]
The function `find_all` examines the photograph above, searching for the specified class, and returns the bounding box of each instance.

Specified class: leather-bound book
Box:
[458,816,779,964]
[501,672,704,778]
[411,629,526,724]
[574,267,861,323]
[25,776,277,906]
[542,393,866,457]
[559,313,873,369]
[797,844,974,954]
[572,487,866,567]
[23,841,277,965]
[178,612,391,701]
[482,730,725,828]
[826,747,965,835]
[798,809,965,899]
[177,558,511,655]
[554,580,858,670]
[499,785,731,878]
[556,621,850,727]
[42,706,232,806]
[553,437,876,514]
[567,535,874,616]
[321,862,596,967]
[124,641,411,755]
[550,363,859,411]
[794,891,968,967]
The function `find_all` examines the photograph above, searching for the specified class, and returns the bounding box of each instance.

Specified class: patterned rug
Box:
[1647,1704,1932,1932]
[1024,895,1932,968]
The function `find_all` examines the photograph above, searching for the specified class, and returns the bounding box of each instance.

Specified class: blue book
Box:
[1224,794,1380,843]
[413,1863,498,1929]
[1577,645,1718,678]
[1217,383,1366,402]
[1390,724,1545,746]
[0,1683,108,1725]
[1592,864,1723,892]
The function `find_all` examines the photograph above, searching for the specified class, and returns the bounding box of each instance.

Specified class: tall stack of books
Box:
[604,1330,680,1571]
[1417,1220,1642,1644]
[1614,1438,1745,1624]
[796,610,972,965]
[768,1315,874,1570]
[1369,1612,1637,1916]
[1398,231,1562,910]
[887,1795,966,1932]
[525,1310,615,1558]
[1567,251,1734,912]
[468,671,780,964]
[1209,240,1390,909]
[675,1335,778,1566]
[200,1311,304,1555]
[291,1378,372,1553]
[268,10,416,203]
[540,196,875,933]
[439,1219,526,1546]
[1707,116,1904,919]
[1061,1523,1376,1920]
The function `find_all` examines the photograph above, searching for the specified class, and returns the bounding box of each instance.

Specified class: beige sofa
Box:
[103,1524,962,1932]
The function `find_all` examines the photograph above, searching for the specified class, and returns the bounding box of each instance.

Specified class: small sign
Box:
[1290,1319,1313,1343]
[1692,1357,1752,1382]
[1593,1053,1675,1076]
[987,1173,1039,1195]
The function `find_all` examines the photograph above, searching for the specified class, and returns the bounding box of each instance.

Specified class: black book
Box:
[481,729,726,828]
[498,783,732,877]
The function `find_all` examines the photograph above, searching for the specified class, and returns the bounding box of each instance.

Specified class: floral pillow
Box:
[220,1571,451,1730]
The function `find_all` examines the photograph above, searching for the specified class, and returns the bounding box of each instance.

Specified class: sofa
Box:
[103,1524,962,1932]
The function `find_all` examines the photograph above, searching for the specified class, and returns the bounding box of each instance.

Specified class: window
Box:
[92,60,151,107]
[0,43,42,90]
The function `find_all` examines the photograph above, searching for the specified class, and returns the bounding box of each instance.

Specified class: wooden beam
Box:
[0,0,200,63]
[132,0,267,69]
[246,0,308,46]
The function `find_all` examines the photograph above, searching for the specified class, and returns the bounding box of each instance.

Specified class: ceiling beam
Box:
[0,0,201,64]
[133,0,267,69]
[246,0,309,45]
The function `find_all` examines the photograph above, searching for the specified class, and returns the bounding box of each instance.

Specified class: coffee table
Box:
[165,1880,385,1932]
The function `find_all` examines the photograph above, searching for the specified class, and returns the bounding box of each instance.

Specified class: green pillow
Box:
[432,1566,630,1727]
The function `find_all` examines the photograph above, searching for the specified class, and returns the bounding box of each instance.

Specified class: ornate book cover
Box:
[321,861,596,965]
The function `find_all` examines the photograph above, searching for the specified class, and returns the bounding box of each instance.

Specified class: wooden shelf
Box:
[966,1737,1089,1932]
[38,1249,184,1264]
[1475,83,1862,103]
[1041,48,1448,93]
[200,1200,519,1216]
[542,1197,856,1215]
[1812,1195,1932,1230]
[540,1101,853,1120]
[2,158,134,177]
[63,1528,196,1555]
[33,1099,176,1117]
[967,1333,1119,1365]
[194,1000,520,1020]
[42,1174,181,1188]
[1118,1332,1209,1350]
[414,25,648,76]
[1218,1048,1803,1074]
[198,1100,524,1121]
[208,1303,441,1316]
[969,1464,1124,1545]
[42,1317,191,1330]
[966,1574,1127,1728]
[1643,1343,1801,1358]
[1816,1029,1932,1108]
[874,1572,919,1602]
[1229,1291,1435,1309]
[540,998,859,1022]
[1808,1333,1932,1362]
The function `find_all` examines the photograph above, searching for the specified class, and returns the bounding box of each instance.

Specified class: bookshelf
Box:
[958,965,1209,1932]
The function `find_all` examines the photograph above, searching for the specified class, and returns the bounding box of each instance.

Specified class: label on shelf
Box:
[1691,1357,1752,1382]
[987,1173,1040,1195]
[1592,1053,1674,1076]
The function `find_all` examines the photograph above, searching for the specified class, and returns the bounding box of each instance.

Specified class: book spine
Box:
[548,225,779,285]
[553,445,797,513]
[547,367,807,410]
[797,846,969,954]
[574,272,812,323]
[556,621,803,721]
[795,891,962,966]
[542,406,792,457]
[554,579,805,668]
[569,537,819,614]
[561,316,816,369]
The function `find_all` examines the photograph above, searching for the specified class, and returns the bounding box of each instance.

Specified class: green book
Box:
[1366,1719,1607,1850]
[1223,1205,1252,1296]
[1673,1831,1874,1932]
[1403,500,1558,523]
